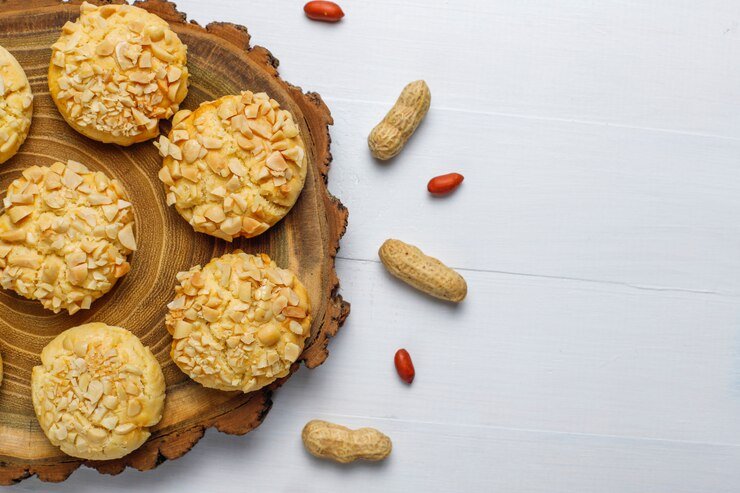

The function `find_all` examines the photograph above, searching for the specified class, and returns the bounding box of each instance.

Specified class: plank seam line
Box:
[336,256,725,297]
[323,96,740,143]
[294,411,740,449]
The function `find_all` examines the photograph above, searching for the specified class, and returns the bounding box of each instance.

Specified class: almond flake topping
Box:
[49,2,188,142]
[0,161,135,314]
[156,91,308,241]
[166,252,311,393]
[0,45,33,160]
[31,323,165,460]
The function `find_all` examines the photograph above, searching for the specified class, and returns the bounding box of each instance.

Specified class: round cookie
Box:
[0,160,136,314]
[156,91,307,241]
[32,323,165,460]
[166,251,312,392]
[48,2,188,146]
[0,45,33,164]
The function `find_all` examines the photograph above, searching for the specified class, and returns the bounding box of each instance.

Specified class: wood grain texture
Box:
[0,0,348,484]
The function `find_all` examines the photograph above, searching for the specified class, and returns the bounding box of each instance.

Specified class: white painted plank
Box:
[176,1,740,291]
[177,0,740,137]
[327,98,740,292]
[16,413,740,493]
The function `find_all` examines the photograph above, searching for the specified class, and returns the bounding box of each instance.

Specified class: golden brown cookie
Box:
[166,251,312,392]
[156,91,307,241]
[31,323,165,460]
[48,2,188,146]
[0,161,136,314]
[0,45,33,164]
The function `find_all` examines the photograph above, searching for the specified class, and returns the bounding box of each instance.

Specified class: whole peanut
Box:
[303,1,344,22]
[394,349,415,384]
[302,420,392,463]
[379,239,467,302]
[428,172,464,195]
[368,80,431,160]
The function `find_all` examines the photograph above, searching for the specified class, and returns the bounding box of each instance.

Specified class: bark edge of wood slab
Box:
[0,0,349,483]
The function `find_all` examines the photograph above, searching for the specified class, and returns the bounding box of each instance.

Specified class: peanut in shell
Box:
[378,239,467,302]
[368,80,431,160]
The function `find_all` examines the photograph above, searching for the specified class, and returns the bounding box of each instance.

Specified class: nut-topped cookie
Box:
[166,251,312,392]
[0,45,33,164]
[0,161,136,314]
[156,91,307,241]
[48,2,188,145]
[32,323,165,460]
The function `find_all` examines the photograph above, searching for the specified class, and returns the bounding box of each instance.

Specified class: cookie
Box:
[166,251,312,392]
[48,2,188,146]
[0,161,136,314]
[31,323,165,460]
[156,91,307,241]
[0,45,33,164]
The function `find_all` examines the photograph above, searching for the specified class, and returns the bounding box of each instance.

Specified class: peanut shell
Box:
[301,420,392,463]
[368,80,430,160]
[378,238,467,302]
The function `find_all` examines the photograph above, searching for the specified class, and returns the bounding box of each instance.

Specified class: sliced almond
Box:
[265,151,288,172]
[61,169,83,190]
[282,306,306,318]
[117,223,137,251]
[220,216,241,236]
[217,99,237,120]
[95,39,114,56]
[238,283,252,302]
[204,205,225,223]
[138,50,152,68]
[202,137,223,150]
[172,129,189,142]
[247,118,272,139]
[289,320,304,335]
[151,43,175,62]
[227,158,247,177]
[158,166,175,187]
[0,229,26,242]
[235,134,254,150]
[167,66,183,83]
[111,422,134,435]
[284,342,301,362]
[127,399,142,417]
[241,217,266,235]
[202,306,220,323]
[68,263,88,285]
[169,144,183,161]
[7,206,33,223]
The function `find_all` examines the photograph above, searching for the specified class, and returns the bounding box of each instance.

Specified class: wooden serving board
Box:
[0,0,349,484]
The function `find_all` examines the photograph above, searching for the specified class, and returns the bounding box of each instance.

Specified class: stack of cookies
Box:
[0,2,312,461]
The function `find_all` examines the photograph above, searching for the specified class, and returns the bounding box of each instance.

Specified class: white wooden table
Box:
[17,1,740,491]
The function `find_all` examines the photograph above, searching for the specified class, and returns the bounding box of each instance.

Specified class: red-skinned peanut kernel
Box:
[304,1,345,22]
[394,349,415,384]
[427,173,464,195]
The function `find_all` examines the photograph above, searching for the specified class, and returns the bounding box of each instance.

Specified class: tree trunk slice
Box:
[0,0,349,484]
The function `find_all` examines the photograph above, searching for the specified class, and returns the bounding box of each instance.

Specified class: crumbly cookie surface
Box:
[0,45,33,164]
[156,91,307,241]
[48,2,188,145]
[166,251,311,392]
[31,323,165,460]
[0,161,136,314]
